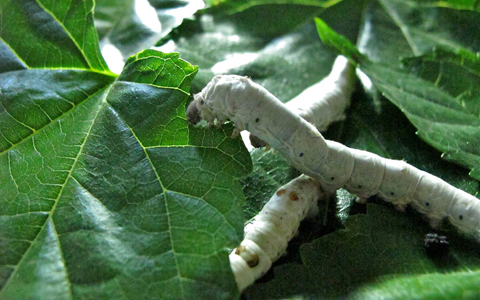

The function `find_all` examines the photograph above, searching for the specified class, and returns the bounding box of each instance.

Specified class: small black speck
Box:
[459,215,463,220]
[390,192,395,196]
[424,233,449,258]
[200,100,204,105]
[425,202,430,207]
[299,153,304,157]
[358,185,362,189]
[255,118,260,122]
[330,177,335,180]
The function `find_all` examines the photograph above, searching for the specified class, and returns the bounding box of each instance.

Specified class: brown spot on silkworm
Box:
[235,246,259,267]
[235,246,246,255]
[289,192,299,201]
[276,189,286,196]
[246,254,259,267]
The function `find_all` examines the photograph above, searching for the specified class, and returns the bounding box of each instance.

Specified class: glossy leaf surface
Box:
[0,1,251,299]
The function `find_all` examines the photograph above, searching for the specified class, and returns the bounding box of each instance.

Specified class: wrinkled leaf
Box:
[315,16,480,181]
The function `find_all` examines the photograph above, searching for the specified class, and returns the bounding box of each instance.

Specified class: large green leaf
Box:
[0,1,252,299]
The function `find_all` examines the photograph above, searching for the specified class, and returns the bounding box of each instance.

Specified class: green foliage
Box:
[0,1,251,299]
[315,5,480,181]
[1,0,479,299]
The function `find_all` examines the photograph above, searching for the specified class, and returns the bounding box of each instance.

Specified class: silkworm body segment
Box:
[285,55,356,132]
[228,175,324,291]
[188,75,480,240]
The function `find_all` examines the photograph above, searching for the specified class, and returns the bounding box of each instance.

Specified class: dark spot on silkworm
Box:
[255,118,259,122]
[299,152,304,157]
[249,134,268,148]
[200,100,204,105]
[276,189,286,196]
[426,202,430,207]
[459,215,463,220]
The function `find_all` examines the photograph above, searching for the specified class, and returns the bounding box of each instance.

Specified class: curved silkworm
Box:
[249,55,356,148]
[229,175,325,291]
[187,75,480,240]
[285,55,356,131]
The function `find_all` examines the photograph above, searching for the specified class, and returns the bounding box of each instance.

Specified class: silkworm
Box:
[285,55,356,131]
[187,75,480,240]
[249,55,355,148]
[229,175,325,292]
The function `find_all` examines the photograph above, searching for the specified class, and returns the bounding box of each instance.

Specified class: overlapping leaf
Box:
[315,10,480,181]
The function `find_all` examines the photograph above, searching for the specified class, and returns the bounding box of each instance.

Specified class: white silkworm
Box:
[187,75,480,240]
[229,175,325,292]
[285,55,356,132]
[248,55,356,148]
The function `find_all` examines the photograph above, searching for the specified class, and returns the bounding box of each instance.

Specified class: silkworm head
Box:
[186,100,201,125]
